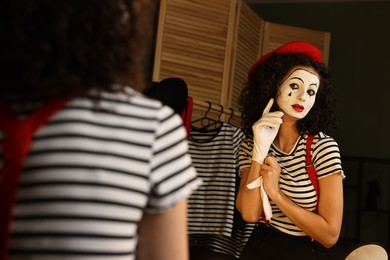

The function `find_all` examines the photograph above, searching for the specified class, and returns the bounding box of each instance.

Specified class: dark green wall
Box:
[249,2,390,159]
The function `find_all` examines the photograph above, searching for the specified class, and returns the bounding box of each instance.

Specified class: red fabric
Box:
[181,96,193,139]
[0,98,70,259]
[306,135,319,212]
[248,41,323,78]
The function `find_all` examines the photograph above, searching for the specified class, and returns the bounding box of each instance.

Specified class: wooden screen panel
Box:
[153,0,236,107]
[262,21,331,65]
[229,0,265,117]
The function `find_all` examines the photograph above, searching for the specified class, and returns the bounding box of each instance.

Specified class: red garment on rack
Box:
[181,96,193,139]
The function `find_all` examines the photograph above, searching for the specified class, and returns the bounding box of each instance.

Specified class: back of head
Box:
[1,0,157,101]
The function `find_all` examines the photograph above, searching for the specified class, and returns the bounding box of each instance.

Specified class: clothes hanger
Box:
[190,101,212,128]
[227,108,234,125]
[201,104,223,131]
[190,102,224,145]
[190,101,223,132]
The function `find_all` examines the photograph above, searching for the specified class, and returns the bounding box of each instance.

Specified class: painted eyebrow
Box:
[290,77,319,88]
[290,77,304,83]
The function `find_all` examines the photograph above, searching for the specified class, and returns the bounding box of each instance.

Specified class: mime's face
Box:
[276,66,320,119]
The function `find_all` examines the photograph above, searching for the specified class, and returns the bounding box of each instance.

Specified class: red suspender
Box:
[0,98,71,259]
[306,134,319,212]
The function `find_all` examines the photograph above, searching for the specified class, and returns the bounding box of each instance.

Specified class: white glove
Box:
[251,98,283,164]
[247,98,283,221]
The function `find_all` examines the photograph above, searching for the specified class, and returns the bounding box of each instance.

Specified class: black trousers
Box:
[239,223,335,260]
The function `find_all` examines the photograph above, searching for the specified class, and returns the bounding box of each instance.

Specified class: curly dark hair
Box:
[239,53,336,136]
[1,0,157,101]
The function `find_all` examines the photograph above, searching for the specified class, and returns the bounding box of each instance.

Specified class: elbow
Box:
[241,213,260,223]
[235,197,262,223]
[319,231,340,249]
[327,233,340,248]
[322,238,338,249]
[236,206,260,223]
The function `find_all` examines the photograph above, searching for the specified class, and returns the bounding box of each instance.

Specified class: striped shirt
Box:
[1,87,200,259]
[238,132,344,236]
[188,123,244,236]
[188,123,254,258]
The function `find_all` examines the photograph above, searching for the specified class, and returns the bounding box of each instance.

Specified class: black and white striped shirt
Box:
[189,123,254,258]
[238,132,344,236]
[1,88,200,259]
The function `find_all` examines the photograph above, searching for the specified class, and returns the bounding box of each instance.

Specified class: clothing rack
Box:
[192,98,241,118]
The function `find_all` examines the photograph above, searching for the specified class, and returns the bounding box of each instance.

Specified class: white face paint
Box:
[276,67,320,119]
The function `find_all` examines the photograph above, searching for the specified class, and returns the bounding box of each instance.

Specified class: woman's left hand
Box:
[260,156,281,199]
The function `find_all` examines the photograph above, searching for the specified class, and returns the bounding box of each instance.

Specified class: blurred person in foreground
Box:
[0,1,201,259]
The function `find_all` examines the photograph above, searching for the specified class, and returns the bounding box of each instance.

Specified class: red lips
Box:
[292,104,304,112]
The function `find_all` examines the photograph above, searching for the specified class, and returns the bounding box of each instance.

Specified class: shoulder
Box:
[311,132,340,152]
[310,133,344,179]
[76,86,177,121]
[62,87,183,142]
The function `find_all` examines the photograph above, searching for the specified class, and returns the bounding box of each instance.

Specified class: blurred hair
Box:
[1,0,157,101]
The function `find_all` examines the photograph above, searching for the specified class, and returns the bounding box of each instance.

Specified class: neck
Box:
[274,118,300,153]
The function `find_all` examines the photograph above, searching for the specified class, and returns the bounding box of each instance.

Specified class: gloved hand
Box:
[251,98,283,164]
[247,98,283,221]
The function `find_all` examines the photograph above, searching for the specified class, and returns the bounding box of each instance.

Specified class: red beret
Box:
[247,41,323,78]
